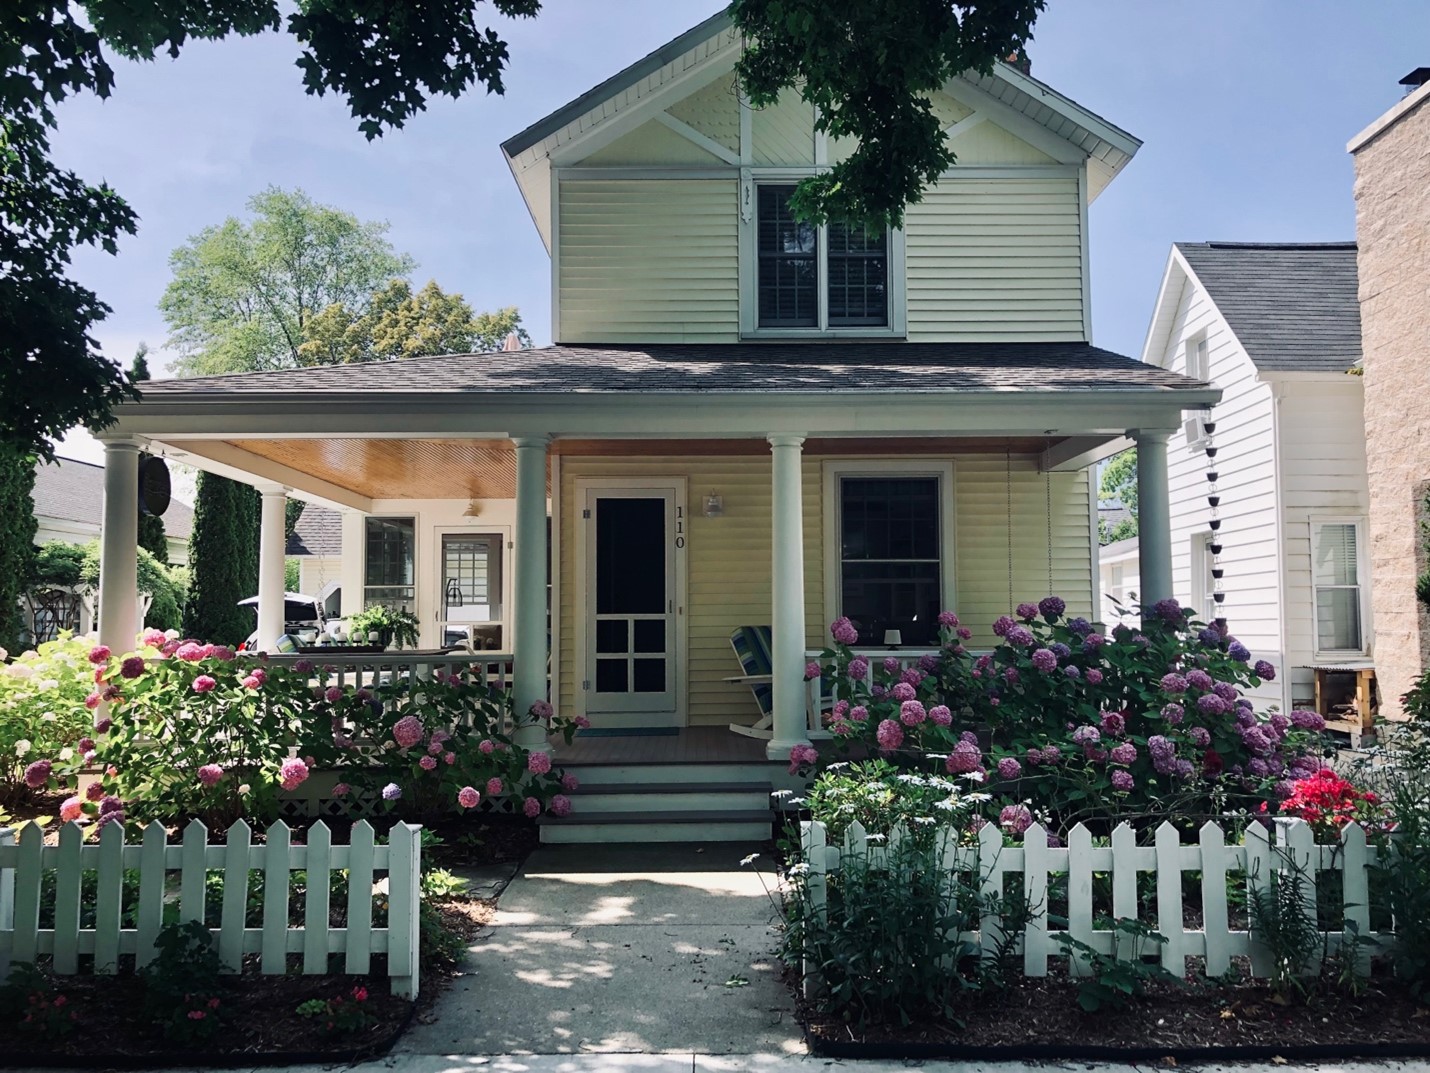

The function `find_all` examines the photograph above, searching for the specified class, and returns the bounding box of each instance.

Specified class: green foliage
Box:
[347,605,420,648]
[0,963,78,1038]
[1098,448,1139,521]
[285,557,301,593]
[184,472,258,644]
[0,634,103,806]
[0,445,37,651]
[74,539,186,633]
[298,278,532,365]
[1248,856,1323,1000]
[141,921,225,1043]
[731,0,1044,229]
[296,985,376,1034]
[1055,917,1181,1012]
[802,758,990,846]
[28,541,85,590]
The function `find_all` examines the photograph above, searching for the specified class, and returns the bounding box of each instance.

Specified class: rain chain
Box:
[1202,417,1226,628]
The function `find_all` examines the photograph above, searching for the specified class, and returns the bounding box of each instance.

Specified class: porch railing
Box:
[264,651,514,694]
[804,647,942,734]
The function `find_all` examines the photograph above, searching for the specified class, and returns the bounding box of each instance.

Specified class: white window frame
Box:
[1183,335,1211,449]
[821,459,956,636]
[739,170,907,339]
[1310,517,1370,658]
[1191,531,1217,622]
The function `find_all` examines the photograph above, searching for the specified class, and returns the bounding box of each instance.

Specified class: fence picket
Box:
[1155,822,1184,974]
[0,828,14,981]
[345,821,376,975]
[220,821,252,973]
[1065,824,1093,976]
[978,821,1005,961]
[842,820,868,862]
[1110,823,1137,959]
[10,824,41,965]
[93,821,124,973]
[1023,823,1049,977]
[1199,821,1232,976]
[801,820,829,1002]
[52,823,83,974]
[261,822,292,974]
[303,822,332,974]
[388,823,421,1000]
[1280,819,1318,974]
[1244,820,1272,978]
[135,822,166,969]
[179,820,209,925]
[1341,823,1371,975]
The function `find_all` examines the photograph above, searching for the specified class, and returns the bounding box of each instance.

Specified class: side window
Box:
[364,517,415,610]
[1183,336,1211,447]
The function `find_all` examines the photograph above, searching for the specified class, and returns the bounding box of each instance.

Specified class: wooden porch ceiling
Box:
[208,436,1058,500]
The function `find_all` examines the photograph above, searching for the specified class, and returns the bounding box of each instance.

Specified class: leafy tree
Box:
[184,472,259,644]
[76,541,187,634]
[162,188,416,375]
[1098,448,1138,544]
[731,0,1045,228]
[2,1,541,456]
[297,279,532,365]
[0,445,38,651]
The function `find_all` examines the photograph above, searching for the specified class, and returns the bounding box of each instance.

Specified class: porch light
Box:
[703,493,724,517]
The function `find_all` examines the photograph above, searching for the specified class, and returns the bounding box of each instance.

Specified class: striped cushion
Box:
[730,625,774,717]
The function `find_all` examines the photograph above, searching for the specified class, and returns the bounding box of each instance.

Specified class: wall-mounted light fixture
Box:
[703,493,724,518]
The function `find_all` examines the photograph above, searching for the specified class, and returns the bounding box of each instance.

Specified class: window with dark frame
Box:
[756,185,890,330]
[839,476,941,646]
[364,517,415,610]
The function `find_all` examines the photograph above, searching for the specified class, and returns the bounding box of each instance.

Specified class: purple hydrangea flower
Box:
[992,615,1016,637]
[938,610,960,628]
[900,700,927,726]
[876,719,904,751]
[381,783,402,801]
[1026,747,1045,766]
[1064,665,1082,680]
[1160,672,1188,693]
[882,656,901,674]
[1227,641,1251,662]
[830,616,859,645]
[1162,702,1185,725]
[1110,742,1138,765]
[1003,666,1020,685]
[1188,726,1212,747]
[1039,596,1067,619]
[1213,681,1238,702]
[901,667,925,686]
[961,730,979,745]
[1041,744,1062,763]
[1197,694,1230,717]
[891,681,917,702]
[1100,711,1125,735]
[997,756,1022,780]
[929,705,952,726]
[1186,669,1215,692]
[1031,648,1058,673]
[1085,668,1104,686]
[1254,660,1276,681]
[1016,602,1039,621]
[1067,617,1093,637]
[945,741,982,774]
[1173,758,1196,781]
[1071,725,1101,746]
[1006,625,1036,648]
[847,657,870,681]
[1290,709,1326,731]
[1198,628,1221,647]
[1000,804,1034,834]
[1151,598,1185,624]
[1110,769,1135,792]
[1083,634,1106,651]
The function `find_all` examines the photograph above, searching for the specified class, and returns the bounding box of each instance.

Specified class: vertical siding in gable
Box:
[904,176,1086,341]
[558,179,739,343]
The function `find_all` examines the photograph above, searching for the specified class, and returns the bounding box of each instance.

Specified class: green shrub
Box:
[141,921,226,1044]
[0,963,78,1038]
[0,633,101,806]
[1055,917,1181,1012]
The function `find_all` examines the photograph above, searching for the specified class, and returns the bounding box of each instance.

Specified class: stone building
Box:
[1349,70,1430,717]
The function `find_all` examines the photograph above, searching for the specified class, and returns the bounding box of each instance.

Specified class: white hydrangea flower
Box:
[14,739,31,757]
[164,629,180,640]
[0,647,8,661]
[37,679,58,691]
[238,783,251,794]
[41,713,56,722]
[8,664,33,680]
[59,747,74,761]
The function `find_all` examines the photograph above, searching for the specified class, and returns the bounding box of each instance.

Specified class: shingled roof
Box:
[33,457,193,541]
[132,342,1209,398]
[286,505,342,557]
[1175,242,1361,373]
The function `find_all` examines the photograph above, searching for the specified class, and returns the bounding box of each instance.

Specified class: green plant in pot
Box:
[348,605,420,649]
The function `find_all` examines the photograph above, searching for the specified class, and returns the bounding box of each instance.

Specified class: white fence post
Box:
[53,822,82,974]
[220,820,252,973]
[1110,822,1138,959]
[93,821,124,974]
[1199,820,1232,977]
[1154,821,1184,975]
[977,821,1006,962]
[801,820,829,1000]
[1022,823,1049,977]
[1065,823,1094,976]
[1244,820,1273,978]
[1341,822,1372,976]
[0,828,14,982]
[387,822,422,1000]
[345,821,377,976]
[261,821,292,974]
[303,822,333,974]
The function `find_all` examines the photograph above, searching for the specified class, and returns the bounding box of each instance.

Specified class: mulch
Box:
[799,964,1430,1061]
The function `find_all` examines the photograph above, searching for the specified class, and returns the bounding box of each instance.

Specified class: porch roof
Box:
[128,342,1210,400]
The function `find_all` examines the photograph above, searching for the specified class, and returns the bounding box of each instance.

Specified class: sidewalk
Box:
[396,842,802,1057]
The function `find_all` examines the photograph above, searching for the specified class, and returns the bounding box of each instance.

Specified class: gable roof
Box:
[33,457,193,542]
[130,341,1208,400]
[287,504,342,557]
[1173,242,1361,373]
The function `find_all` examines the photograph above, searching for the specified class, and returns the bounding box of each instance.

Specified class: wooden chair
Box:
[726,625,776,739]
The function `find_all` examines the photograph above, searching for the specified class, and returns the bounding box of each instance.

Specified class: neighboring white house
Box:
[286,505,344,617]
[1098,535,1140,626]
[1142,242,1370,722]
[34,456,193,566]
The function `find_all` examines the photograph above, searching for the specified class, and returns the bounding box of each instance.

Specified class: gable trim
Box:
[652,110,741,165]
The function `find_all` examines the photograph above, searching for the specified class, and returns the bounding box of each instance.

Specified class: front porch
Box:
[92,342,1213,766]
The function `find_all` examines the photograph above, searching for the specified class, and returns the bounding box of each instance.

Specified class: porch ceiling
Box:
[175,435,1062,501]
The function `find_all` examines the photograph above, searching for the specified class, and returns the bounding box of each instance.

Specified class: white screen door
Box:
[584,488,678,717]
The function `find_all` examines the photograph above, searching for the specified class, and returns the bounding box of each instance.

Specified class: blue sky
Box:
[53,1,1430,463]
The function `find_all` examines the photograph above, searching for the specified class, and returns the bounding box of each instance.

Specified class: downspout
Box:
[1268,380,1291,713]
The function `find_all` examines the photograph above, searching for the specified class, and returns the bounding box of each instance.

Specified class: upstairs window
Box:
[756,185,889,330]
[1183,336,1211,447]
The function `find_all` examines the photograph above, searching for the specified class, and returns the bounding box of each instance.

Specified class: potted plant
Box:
[347,605,421,649]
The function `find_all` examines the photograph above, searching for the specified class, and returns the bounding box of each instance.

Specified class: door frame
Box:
[432,524,513,649]
[573,476,689,726]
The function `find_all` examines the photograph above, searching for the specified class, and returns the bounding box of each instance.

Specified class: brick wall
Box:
[1352,88,1430,717]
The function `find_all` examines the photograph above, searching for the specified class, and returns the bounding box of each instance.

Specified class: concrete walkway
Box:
[397,842,802,1058]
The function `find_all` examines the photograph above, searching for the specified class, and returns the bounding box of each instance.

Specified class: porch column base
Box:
[257,486,288,650]
[512,435,552,753]
[1134,430,1174,610]
[98,440,141,653]
[767,433,808,761]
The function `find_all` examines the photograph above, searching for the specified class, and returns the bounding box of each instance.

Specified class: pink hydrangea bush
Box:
[0,634,105,805]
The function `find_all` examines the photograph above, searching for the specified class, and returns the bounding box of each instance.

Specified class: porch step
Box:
[541,763,776,843]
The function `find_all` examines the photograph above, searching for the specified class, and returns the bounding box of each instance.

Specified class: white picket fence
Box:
[0,819,422,998]
[800,817,1388,989]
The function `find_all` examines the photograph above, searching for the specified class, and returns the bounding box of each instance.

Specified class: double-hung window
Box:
[754,184,893,332]
[1183,336,1211,448]
[364,517,415,610]
[1312,521,1365,654]
[838,476,942,646]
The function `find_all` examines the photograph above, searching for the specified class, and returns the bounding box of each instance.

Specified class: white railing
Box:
[265,651,514,694]
[804,647,941,734]
[0,819,423,999]
[800,817,1387,991]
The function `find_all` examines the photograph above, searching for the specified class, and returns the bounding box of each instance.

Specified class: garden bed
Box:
[798,967,1430,1062]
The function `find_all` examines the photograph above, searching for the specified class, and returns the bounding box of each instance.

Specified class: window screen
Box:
[1313,522,1362,652]
[840,477,941,645]
[828,220,888,326]
[364,517,415,609]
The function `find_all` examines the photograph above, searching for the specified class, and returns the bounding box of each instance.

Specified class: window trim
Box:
[435,526,511,641]
[1183,335,1211,449]
[1310,516,1370,658]
[1191,530,1217,622]
[821,459,956,639]
[362,515,418,612]
[739,170,907,339]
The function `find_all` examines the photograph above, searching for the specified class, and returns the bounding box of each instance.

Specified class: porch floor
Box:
[550,725,769,765]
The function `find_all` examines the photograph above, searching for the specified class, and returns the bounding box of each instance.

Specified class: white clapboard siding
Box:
[799,817,1389,986]
[0,820,422,999]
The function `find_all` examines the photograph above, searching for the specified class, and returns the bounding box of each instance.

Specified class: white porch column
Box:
[257,486,288,650]
[512,435,551,751]
[338,509,366,621]
[1134,430,1174,608]
[768,434,808,760]
[98,439,141,653]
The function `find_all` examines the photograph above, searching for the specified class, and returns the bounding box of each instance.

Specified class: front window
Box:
[1313,521,1364,653]
[364,517,415,610]
[757,185,888,330]
[839,476,941,646]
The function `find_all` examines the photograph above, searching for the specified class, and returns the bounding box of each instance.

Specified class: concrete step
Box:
[538,809,774,845]
[570,785,772,814]
[561,762,777,786]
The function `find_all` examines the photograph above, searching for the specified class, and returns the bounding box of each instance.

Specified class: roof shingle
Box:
[1175,242,1361,373]
[286,505,342,557]
[32,458,193,542]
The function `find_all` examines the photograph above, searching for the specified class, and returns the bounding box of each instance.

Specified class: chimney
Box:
[1005,49,1031,77]
[1399,67,1430,96]
[501,332,523,352]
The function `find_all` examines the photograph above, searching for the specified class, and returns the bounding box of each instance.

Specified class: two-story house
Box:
[89,10,1213,839]
[1142,242,1373,732]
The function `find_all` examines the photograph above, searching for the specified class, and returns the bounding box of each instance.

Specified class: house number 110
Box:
[675,506,685,549]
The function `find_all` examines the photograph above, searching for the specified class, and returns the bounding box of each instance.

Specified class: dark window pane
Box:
[840,477,941,645]
[596,620,628,654]
[365,518,415,587]
[633,619,665,653]
[828,221,888,327]
[757,185,817,327]
[595,498,666,614]
[595,659,628,693]
[633,658,666,693]
[841,562,942,646]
